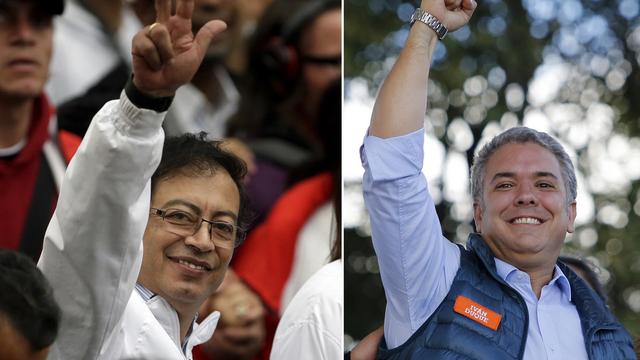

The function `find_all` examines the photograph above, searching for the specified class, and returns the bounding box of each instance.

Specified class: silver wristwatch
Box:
[410,8,448,40]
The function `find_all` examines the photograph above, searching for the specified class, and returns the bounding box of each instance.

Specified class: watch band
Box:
[410,8,448,40]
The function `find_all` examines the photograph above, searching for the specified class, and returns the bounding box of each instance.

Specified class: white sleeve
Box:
[38,91,165,360]
[270,322,341,360]
[269,261,342,360]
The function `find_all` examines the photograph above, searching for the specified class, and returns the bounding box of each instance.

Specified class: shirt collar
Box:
[494,258,572,302]
[135,282,156,301]
[135,282,219,355]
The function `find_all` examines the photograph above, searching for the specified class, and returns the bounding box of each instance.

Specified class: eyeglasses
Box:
[150,208,245,249]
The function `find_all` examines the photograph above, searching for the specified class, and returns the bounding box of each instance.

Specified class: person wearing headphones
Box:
[227,0,341,226]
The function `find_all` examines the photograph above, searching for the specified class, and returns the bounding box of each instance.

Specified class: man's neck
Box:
[135,282,199,343]
[526,266,555,299]
[0,97,35,148]
[171,302,199,343]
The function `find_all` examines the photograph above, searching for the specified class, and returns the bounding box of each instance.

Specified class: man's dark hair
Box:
[0,249,60,351]
[151,132,250,245]
[559,255,607,303]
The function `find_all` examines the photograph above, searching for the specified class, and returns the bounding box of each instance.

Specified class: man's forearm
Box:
[369,0,477,139]
[369,25,437,139]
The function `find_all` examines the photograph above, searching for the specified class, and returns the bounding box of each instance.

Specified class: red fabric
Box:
[0,95,80,251]
[0,95,54,250]
[237,172,333,360]
[234,171,333,312]
[58,129,82,163]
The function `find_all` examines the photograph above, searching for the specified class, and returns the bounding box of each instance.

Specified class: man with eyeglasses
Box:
[36,0,246,359]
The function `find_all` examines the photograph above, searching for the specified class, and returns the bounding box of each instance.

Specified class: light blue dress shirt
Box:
[361,128,588,359]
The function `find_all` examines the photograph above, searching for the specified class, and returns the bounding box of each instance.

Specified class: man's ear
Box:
[566,201,577,233]
[473,202,483,233]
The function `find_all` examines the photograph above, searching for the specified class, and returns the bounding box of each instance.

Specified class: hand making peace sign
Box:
[131,0,227,97]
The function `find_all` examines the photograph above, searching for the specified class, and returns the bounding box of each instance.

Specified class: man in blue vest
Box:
[360,0,636,359]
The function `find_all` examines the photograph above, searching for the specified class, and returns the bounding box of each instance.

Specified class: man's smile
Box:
[168,255,213,272]
[510,217,543,225]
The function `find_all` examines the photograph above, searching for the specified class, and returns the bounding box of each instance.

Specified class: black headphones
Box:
[258,0,340,97]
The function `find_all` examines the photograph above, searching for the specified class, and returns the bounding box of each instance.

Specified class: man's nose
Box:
[9,14,37,45]
[184,222,215,252]
[514,184,538,206]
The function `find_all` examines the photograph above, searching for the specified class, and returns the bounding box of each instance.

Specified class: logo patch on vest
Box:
[453,295,502,331]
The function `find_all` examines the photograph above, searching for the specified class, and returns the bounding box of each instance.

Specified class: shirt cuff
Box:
[360,128,425,181]
[114,90,167,138]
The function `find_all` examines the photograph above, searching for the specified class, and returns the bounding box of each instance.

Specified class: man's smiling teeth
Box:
[512,217,541,225]
[178,259,206,270]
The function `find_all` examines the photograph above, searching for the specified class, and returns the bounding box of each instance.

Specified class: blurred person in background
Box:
[269,91,343,358]
[227,0,341,226]
[195,269,267,360]
[0,0,81,261]
[46,0,141,106]
[360,0,635,358]
[347,327,384,360]
[0,249,60,360]
[269,196,342,360]
[224,0,274,76]
[558,255,607,303]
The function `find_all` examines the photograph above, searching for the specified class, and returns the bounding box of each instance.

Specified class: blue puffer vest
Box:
[377,234,636,360]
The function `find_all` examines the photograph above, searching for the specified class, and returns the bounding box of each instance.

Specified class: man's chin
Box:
[1,84,44,100]
[164,283,207,304]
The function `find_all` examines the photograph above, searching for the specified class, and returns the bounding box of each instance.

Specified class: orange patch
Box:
[453,295,502,331]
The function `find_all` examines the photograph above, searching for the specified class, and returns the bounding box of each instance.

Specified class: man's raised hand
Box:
[421,0,477,32]
[131,0,227,97]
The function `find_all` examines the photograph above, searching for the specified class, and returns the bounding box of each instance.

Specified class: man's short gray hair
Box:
[470,127,577,205]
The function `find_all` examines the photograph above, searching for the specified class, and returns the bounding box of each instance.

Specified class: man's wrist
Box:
[125,76,174,112]
[410,8,448,40]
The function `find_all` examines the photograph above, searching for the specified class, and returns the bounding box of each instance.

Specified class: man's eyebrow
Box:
[490,171,559,183]
[211,211,238,222]
[533,171,559,180]
[162,199,238,221]
[490,172,516,183]
[163,199,201,214]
